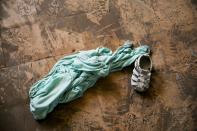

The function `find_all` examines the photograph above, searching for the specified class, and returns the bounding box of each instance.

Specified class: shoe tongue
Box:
[136,65,150,74]
[141,69,150,75]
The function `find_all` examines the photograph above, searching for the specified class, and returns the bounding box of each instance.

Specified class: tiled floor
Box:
[0,0,196,130]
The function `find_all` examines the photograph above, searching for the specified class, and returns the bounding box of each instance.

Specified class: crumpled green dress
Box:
[29,41,150,120]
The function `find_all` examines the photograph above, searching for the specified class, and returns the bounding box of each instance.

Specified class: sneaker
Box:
[131,54,152,92]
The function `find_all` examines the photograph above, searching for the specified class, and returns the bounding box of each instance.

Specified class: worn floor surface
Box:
[0,0,197,131]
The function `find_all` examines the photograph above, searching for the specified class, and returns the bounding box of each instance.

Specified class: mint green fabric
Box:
[29,41,150,120]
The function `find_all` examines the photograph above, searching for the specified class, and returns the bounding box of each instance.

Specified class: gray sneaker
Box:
[131,54,152,92]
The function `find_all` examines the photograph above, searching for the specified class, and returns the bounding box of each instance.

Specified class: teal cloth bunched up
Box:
[29,41,150,120]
